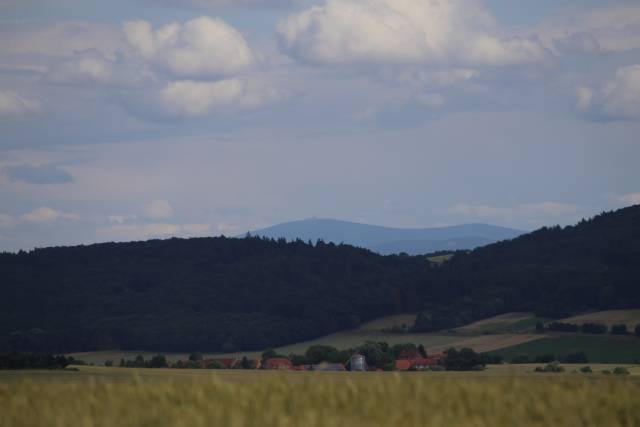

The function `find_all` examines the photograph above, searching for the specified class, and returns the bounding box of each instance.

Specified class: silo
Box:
[350,353,366,371]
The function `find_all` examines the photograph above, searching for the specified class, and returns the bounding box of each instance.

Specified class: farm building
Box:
[263,357,293,370]
[395,353,443,371]
[349,353,367,371]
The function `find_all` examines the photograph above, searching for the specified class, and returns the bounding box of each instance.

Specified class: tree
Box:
[189,352,203,362]
[305,345,340,364]
[239,356,253,369]
[535,322,544,332]
[635,324,640,338]
[134,354,145,367]
[149,354,168,368]
[417,344,427,358]
[442,347,484,371]
[611,324,628,335]
[119,358,125,367]
[261,349,277,361]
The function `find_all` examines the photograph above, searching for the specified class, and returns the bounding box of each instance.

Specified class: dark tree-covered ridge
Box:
[0,237,433,353]
[1,205,639,353]
[413,205,640,331]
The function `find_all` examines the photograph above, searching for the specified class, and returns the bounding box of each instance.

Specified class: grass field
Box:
[1,366,640,427]
[560,309,640,330]
[454,312,547,334]
[488,334,640,363]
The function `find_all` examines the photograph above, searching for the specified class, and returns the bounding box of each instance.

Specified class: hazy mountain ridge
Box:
[248,218,524,254]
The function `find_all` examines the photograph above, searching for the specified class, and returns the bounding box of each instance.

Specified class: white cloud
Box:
[577,65,640,120]
[160,79,244,116]
[156,78,283,117]
[123,16,255,79]
[20,207,79,223]
[617,192,640,207]
[0,90,41,116]
[277,0,546,67]
[144,199,174,220]
[45,50,113,85]
[107,214,138,224]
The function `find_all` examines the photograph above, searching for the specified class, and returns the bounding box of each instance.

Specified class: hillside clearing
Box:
[560,310,640,329]
[454,312,539,334]
[488,334,640,364]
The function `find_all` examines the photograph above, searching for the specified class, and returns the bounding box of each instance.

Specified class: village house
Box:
[263,357,293,370]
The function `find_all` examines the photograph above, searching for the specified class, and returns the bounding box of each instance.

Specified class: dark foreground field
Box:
[1,366,639,427]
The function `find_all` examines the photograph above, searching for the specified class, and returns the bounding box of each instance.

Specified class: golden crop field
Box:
[2,366,640,427]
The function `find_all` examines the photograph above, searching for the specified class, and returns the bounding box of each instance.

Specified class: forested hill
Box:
[1,205,639,353]
[0,237,433,353]
[414,205,640,331]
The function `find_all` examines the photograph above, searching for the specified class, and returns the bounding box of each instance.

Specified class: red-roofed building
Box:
[395,357,439,371]
[263,357,293,370]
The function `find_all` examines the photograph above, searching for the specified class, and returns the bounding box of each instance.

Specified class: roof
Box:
[264,358,293,369]
[395,358,439,371]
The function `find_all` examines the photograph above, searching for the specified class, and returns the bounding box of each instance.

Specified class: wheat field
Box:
[1,367,639,427]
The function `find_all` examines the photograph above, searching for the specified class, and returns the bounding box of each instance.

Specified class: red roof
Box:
[395,358,439,371]
[264,358,293,369]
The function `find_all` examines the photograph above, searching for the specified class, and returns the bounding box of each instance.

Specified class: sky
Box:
[1,0,640,251]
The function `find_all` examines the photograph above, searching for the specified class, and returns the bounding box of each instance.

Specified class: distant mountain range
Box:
[246,218,525,255]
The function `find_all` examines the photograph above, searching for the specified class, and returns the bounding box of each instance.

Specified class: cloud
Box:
[123,16,255,79]
[577,65,640,120]
[0,90,41,116]
[20,207,79,223]
[151,0,292,7]
[98,223,212,241]
[277,0,546,67]
[3,163,73,184]
[437,201,582,227]
[155,78,283,117]
[541,4,640,54]
[45,50,114,85]
[617,192,640,207]
[144,199,174,220]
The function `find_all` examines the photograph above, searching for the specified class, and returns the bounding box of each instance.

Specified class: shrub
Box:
[206,361,222,369]
[601,370,611,375]
[429,365,445,371]
[104,360,113,367]
[579,366,592,373]
[543,362,565,373]
[635,324,640,338]
[611,324,628,335]
[613,367,630,376]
